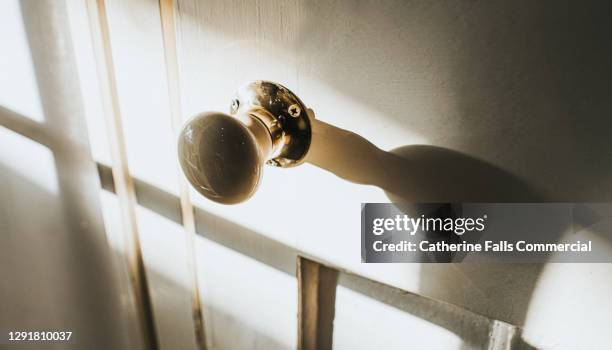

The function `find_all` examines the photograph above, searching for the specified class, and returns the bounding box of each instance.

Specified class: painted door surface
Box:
[2,1,611,350]
[0,0,132,348]
[172,1,612,349]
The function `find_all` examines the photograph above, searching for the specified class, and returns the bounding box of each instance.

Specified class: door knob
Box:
[178,81,312,204]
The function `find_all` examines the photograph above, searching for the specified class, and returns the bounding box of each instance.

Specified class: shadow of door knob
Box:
[178,81,312,204]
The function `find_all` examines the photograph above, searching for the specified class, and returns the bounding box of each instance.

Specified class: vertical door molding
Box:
[158,0,208,349]
[85,0,159,348]
[298,256,339,350]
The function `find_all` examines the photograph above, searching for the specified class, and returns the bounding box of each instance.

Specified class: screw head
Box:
[266,159,281,166]
[230,99,240,113]
[288,104,301,118]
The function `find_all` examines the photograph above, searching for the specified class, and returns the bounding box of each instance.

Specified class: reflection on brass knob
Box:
[178,81,312,204]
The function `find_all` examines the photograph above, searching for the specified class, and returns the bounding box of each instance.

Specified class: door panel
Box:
[4,0,611,349]
[173,0,612,348]
[0,0,131,348]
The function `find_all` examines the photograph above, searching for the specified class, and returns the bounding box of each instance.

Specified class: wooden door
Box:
[2,0,611,349]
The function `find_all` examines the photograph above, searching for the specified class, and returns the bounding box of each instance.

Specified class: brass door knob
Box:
[178,81,312,204]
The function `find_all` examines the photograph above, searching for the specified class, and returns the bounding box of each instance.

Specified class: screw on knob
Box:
[178,112,267,204]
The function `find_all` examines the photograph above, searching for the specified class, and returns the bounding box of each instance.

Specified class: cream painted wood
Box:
[86,0,201,349]
[30,0,608,348]
[174,1,612,349]
[297,257,338,350]
[85,0,159,347]
[0,0,131,348]
[158,0,207,348]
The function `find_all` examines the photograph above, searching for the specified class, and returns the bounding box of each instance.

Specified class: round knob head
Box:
[178,112,264,204]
